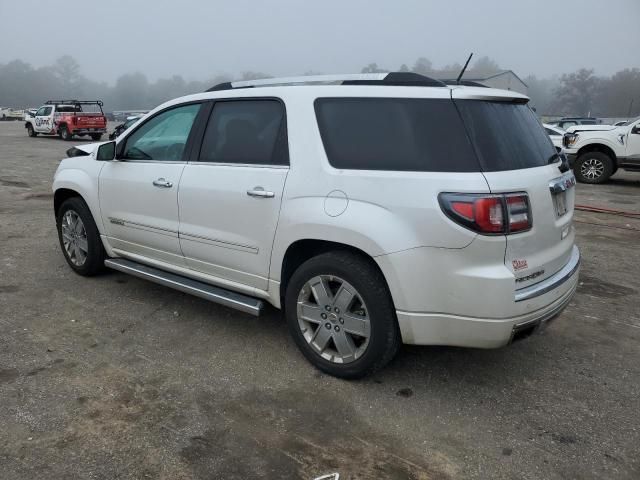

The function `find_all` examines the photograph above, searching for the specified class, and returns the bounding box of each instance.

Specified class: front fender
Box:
[53,159,105,233]
[574,137,624,157]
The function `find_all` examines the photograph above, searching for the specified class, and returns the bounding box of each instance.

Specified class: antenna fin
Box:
[456,53,474,84]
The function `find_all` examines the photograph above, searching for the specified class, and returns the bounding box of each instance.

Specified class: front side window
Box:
[37,107,51,116]
[122,103,201,161]
[199,100,288,165]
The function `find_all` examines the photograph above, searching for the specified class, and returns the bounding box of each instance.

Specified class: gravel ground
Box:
[1,120,639,479]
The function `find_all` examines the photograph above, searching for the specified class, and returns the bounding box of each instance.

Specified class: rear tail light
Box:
[439,192,532,235]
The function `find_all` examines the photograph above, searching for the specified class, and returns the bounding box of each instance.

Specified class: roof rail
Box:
[206,72,446,92]
[442,80,489,88]
[45,100,104,106]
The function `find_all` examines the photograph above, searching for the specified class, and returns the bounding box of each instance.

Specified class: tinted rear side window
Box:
[199,99,288,165]
[454,100,556,171]
[314,98,480,172]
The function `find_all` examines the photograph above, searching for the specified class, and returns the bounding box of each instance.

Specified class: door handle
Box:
[152,178,173,188]
[247,187,275,198]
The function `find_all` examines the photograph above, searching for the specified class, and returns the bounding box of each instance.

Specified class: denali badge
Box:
[516,270,545,283]
[512,259,528,271]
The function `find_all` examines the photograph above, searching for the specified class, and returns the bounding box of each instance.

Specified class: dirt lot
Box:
[1,120,639,479]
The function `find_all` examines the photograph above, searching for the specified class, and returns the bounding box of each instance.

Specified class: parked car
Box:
[543,123,565,152]
[25,100,107,140]
[53,72,580,378]
[550,117,601,130]
[109,115,142,140]
[0,107,25,121]
[563,115,640,183]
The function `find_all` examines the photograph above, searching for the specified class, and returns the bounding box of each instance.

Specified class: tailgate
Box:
[76,114,106,127]
[483,165,576,287]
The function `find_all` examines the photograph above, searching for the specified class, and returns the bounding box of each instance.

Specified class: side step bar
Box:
[104,258,264,316]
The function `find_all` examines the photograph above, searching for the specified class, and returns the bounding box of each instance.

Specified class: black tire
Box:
[56,197,106,276]
[59,125,72,141]
[90,133,103,141]
[574,152,614,184]
[284,251,400,379]
[26,123,37,137]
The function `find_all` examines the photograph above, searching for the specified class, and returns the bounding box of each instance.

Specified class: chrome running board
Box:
[104,258,264,316]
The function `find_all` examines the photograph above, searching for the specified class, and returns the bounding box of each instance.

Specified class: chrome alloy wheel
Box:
[581,158,605,180]
[296,275,371,364]
[61,210,88,266]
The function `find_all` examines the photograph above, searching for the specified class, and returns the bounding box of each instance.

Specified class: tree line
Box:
[0,55,638,118]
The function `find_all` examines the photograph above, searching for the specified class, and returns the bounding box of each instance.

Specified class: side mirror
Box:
[96,141,116,161]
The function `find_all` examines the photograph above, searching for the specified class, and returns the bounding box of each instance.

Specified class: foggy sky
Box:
[1,0,639,83]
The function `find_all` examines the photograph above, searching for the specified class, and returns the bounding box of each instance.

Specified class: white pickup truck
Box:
[563,116,640,183]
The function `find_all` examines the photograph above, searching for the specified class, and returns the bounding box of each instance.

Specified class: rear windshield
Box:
[315,97,556,172]
[314,98,480,172]
[454,100,556,171]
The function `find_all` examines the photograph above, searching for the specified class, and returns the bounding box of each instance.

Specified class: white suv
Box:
[53,73,580,378]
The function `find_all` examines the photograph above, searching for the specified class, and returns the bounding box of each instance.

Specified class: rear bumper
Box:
[394,246,580,347]
[71,128,106,135]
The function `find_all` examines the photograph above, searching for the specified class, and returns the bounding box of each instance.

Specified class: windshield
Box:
[454,100,557,171]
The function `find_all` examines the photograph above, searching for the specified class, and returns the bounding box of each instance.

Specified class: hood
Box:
[565,124,617,133]
[65,142,103,157]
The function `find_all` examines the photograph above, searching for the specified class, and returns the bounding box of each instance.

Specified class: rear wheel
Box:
[284,251,400,379]
[90,133,103,141]
[56,197,106,276]
[574,152,614,184]
[59,125,72,141]
[26,124,37,137]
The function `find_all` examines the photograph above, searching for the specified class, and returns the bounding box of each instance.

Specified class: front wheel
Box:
[574,152,614,184]
[90,133,103,141]
[56,197,106,276]
[26,124,37,137]
[59,125,72,141]
[285,251,400,379]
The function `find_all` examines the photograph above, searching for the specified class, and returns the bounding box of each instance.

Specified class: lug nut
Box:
[325,323,331,330]
[339,317,344,324]
[321,313,327,319]
[334,307,340,313]
[325,305,331,311]
[334,325,340,332]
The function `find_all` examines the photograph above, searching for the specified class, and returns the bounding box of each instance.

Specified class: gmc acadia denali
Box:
[53,72,580,378]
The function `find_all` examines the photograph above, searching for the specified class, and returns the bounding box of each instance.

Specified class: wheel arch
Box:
[576,143,618,166]
[278,239,394,309]
[53,168,105,235]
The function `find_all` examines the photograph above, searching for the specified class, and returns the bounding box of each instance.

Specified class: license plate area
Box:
[549,172,575,218]
[553,191,568,217]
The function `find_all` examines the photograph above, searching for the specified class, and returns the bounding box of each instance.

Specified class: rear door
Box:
[453,95,576,288]
[178,98,289,290]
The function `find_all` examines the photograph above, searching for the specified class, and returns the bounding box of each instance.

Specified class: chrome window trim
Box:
[515,246,580,302]
[187,161,289,169]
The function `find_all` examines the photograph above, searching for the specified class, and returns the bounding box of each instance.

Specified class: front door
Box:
[625,120,640,161]
[34,106,53,133]
[99,102,202,266]
[178,99,289,290]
